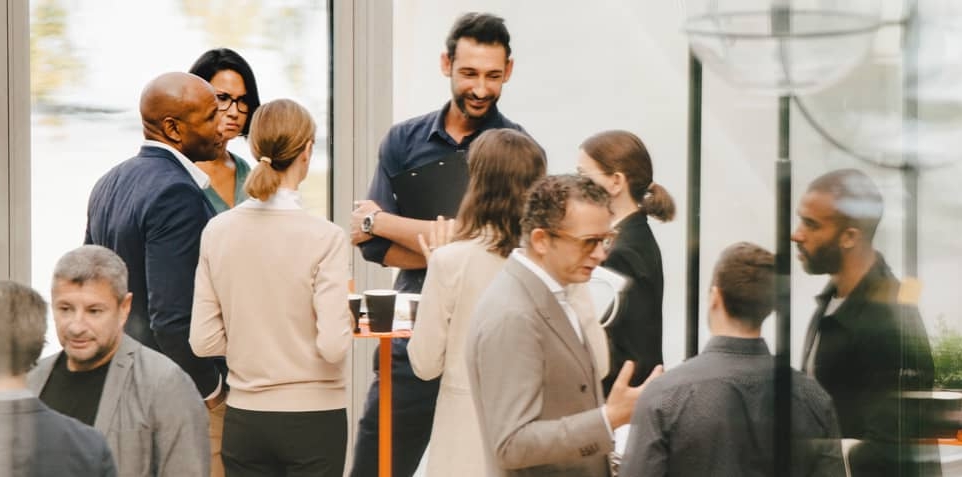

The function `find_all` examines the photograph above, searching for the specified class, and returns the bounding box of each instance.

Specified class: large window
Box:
[30,0,331,352]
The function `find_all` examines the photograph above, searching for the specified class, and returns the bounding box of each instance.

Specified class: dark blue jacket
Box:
[0,397,117,476]
[85,145,222,397]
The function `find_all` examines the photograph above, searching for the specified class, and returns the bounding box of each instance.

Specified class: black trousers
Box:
[349,338,440,477]
[223,406,347,477]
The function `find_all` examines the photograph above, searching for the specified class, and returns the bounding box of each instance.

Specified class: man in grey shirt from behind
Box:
[620,242,845,477]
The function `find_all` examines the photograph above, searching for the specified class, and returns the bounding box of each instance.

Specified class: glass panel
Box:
[392,1,960,474]
[30,0,331,353]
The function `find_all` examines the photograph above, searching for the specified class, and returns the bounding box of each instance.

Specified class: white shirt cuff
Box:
[601,405,615,439]
[204,375,223,401]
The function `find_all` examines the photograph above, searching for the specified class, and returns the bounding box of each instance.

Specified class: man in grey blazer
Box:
[466,175,663,477]
[27,245,210,477]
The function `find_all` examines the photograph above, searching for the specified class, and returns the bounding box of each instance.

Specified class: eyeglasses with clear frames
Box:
[548,229,618,254]
[215,93,249,113]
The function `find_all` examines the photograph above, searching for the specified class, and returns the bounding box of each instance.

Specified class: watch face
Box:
[362,215,373,233]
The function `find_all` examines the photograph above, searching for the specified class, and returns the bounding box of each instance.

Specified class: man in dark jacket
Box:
[793,168,940,476]
[0,280,117,477]
[84,71,227,472]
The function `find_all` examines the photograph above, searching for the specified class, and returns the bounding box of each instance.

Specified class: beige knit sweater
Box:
[190,204,352,412]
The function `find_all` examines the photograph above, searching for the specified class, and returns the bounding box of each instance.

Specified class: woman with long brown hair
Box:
[577,130,675,396]
[408,128,546,477]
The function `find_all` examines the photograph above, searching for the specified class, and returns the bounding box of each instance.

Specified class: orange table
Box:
[354,323,411,477]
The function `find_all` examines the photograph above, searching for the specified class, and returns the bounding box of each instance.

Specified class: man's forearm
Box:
[383,243,427,269]
[371,212,438,253]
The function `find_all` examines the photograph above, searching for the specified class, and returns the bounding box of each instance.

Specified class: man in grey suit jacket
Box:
[27,246,209,477]
[466,175,663,477]
[1,280,117,477]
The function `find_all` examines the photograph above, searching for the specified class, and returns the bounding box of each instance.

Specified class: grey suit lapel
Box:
[505,257,596,382]
[93,335,138,434]
[26,353,59,395]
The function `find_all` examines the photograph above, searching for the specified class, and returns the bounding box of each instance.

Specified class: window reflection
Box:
[30,0,330,354]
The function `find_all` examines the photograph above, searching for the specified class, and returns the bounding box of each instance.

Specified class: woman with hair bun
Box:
[190,99,352,477]
[577,130,675,397]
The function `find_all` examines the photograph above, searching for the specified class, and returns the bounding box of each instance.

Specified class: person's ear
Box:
[303,140,314,162]
[162,117,182,144]
[610,172,626,196]
[530,228,551,256]
[503,57,514,83]
[118,292,132,328]
[709,285,723,312]
[839,226,860,250]
[440,52,453,77]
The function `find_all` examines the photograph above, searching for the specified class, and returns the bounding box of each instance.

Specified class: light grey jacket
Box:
[28,335,210,477]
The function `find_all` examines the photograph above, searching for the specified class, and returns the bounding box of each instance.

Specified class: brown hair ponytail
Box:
[580,129,676,223]
[243,99,316,200]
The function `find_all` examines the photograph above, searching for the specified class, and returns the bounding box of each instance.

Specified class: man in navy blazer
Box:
[84,71,227,470]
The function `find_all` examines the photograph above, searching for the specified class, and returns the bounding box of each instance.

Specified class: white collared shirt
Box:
[142,140,210,189]
[511,249,584,343]
[238,188,303,210]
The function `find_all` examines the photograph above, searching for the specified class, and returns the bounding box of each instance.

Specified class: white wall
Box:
[391,0,962,368]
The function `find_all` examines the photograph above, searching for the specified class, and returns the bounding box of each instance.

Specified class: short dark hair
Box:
[521,174,611,243]
[446,12,511,60]
[188,48,261,136]
[807,168,883,241]
[0,280,47,377]
[712,242,775,327]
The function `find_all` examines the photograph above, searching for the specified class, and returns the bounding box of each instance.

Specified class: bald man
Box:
[85,71,225,475]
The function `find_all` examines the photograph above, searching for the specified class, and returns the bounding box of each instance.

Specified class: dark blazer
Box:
[801,253,939,476]
[0,396,117,476]
[466,256,613,477]
[85,145,221,396]
[600,211,664,394]
[801,253,935,438]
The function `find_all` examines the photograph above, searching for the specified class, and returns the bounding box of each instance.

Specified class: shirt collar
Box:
[143,140,210,189]
[238,188,303,210]
[511,249,568,299]
[702,336,771,356]
[426,101,504,144]
[814,251,886,305]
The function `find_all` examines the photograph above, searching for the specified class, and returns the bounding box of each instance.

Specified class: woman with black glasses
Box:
[189,48,262,212]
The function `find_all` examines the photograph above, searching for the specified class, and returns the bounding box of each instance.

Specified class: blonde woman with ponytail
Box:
[576,130,675,398]
[190,99,352,477]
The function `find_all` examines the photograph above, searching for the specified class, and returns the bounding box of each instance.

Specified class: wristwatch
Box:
[361,210,380,234]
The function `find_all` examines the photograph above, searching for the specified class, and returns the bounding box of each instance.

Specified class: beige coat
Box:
[466,254,612,477]
[410,241,609,477]
[408,236,503,477]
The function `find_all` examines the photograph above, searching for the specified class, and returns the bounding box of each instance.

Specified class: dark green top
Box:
[203,151,251,214]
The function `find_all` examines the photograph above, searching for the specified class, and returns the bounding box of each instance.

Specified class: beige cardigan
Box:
[190,206,352,412]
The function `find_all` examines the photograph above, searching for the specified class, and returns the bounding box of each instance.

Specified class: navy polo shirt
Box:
[359,101,526,292]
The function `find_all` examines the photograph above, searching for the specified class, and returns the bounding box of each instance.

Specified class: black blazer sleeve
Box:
[601,247,663,393]
[144,182,221,396]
